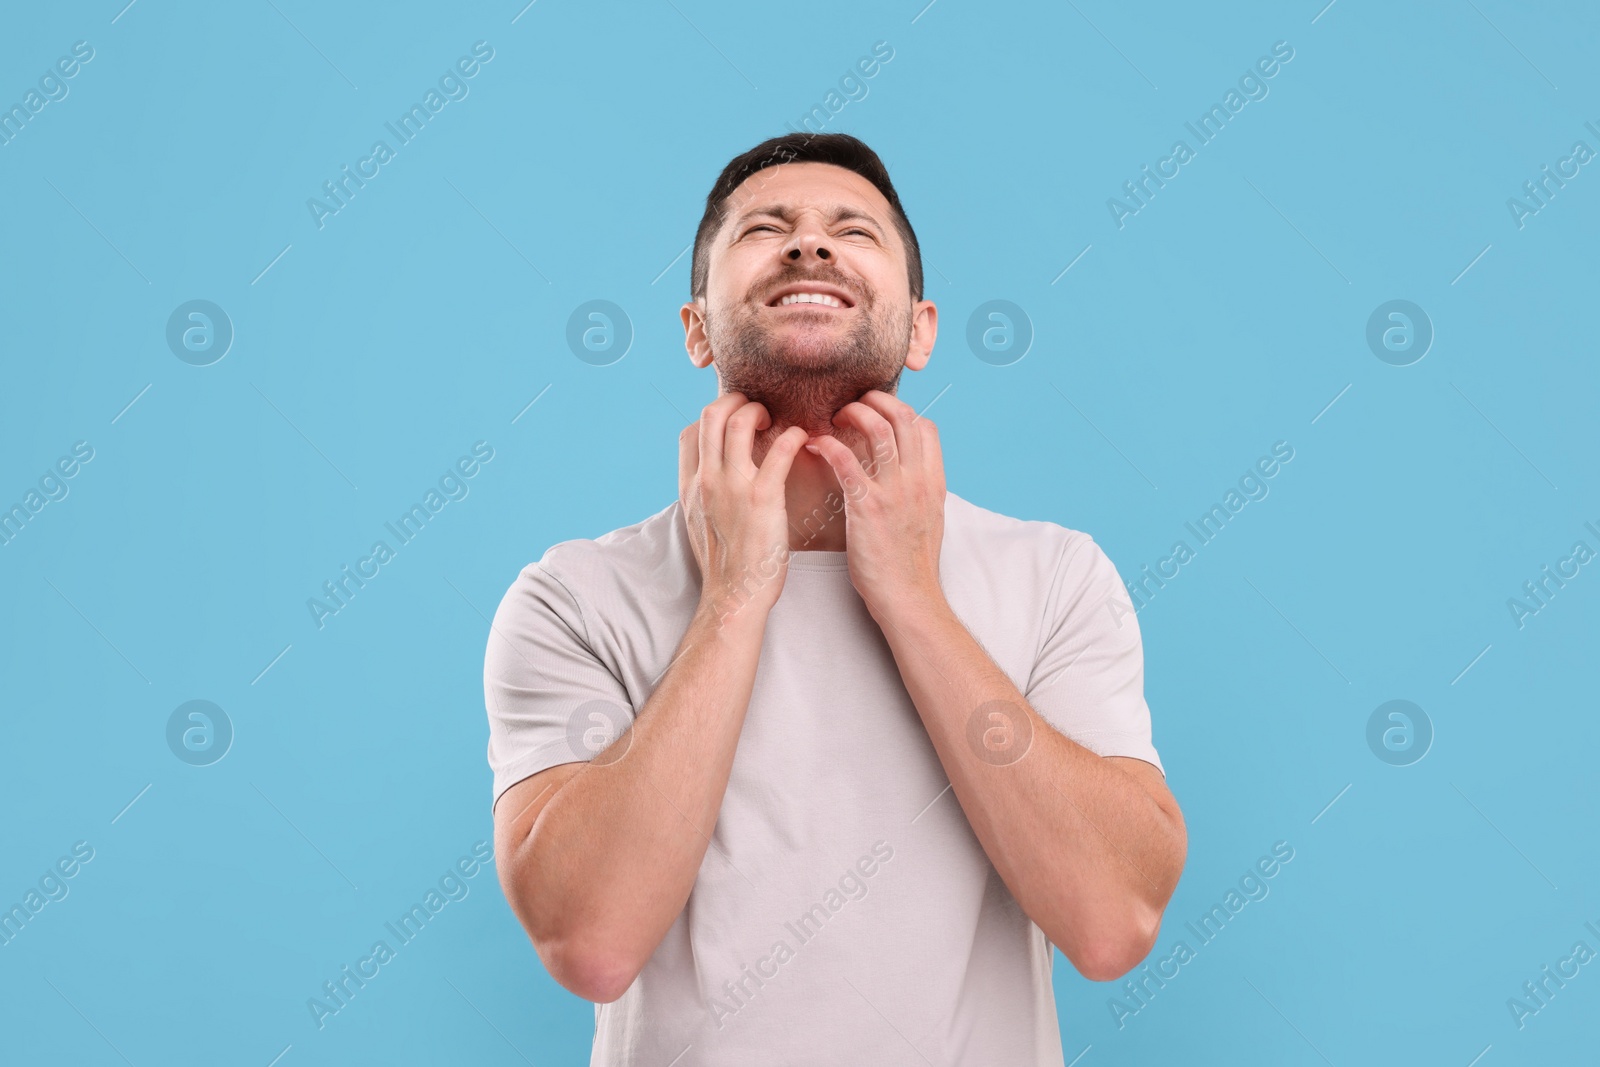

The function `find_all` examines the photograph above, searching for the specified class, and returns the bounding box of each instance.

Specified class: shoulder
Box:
[941,492,1129,618]
[489,502,701,687]
[505,500,695,615]
[942,491,1097,570]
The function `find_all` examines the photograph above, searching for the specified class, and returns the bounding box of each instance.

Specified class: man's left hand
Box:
[806,390,947,620]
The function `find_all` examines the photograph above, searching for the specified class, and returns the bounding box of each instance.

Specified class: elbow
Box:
[1071,904,1163,983]
[1075,941,1150,984]
[500,860,642,1003]
[1074,935,1154,984]
[1078,819,1186,983]
[537,935,642,1004]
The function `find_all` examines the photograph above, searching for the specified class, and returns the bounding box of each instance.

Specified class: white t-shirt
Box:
[484,491,1164,1066]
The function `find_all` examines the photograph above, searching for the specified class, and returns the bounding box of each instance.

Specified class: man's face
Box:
[682,162,936,437]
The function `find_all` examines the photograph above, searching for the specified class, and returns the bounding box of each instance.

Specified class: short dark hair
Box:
[689,133,923,303]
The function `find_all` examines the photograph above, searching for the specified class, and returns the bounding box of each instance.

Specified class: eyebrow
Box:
[729,203,885,234]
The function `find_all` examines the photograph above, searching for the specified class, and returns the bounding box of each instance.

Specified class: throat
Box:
[770,442,852,552]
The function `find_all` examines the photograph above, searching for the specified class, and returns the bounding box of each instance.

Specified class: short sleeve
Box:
[483,560,636,813]
[1024,537,1164,777]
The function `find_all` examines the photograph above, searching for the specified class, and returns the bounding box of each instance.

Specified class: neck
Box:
[753,424,852,552]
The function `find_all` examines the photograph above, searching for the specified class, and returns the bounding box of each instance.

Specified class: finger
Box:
[830,404,890,472]
[831,402,899,481]
[855,390,921,470]
[755,425,808,492]
[678,421,700,504]
[919,417,944,482]
[724,401,771,479]
[807,434,872,506]
[697,392,746,476]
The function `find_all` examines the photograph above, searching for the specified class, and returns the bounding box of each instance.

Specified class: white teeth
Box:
[779,292,844,307]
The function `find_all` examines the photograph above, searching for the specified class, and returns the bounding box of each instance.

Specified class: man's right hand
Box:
[497,395,805,1004]
[678,393,808,627]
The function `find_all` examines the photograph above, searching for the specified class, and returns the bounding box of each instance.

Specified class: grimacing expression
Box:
[685,163,932,438]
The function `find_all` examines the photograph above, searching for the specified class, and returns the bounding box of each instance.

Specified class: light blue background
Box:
[2,1,1596,1063]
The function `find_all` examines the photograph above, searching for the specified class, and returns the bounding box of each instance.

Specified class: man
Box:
[484,133,1186,1065]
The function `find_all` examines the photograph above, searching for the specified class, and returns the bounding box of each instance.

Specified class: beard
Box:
[704,265,914,451]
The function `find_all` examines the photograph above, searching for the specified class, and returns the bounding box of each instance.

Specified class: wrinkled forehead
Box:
[716,161,895,237]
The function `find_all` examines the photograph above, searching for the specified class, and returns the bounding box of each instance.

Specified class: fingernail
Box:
[804,444,820,455]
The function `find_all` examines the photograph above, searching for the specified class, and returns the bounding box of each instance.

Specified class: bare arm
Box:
[867,596,1186,982]
[809,391,1187,982]
[492,394,806,1003]
[493,607,768,1002]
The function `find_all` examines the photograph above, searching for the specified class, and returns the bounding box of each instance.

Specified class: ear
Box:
[903,299,938,372]
[681,299,714,369]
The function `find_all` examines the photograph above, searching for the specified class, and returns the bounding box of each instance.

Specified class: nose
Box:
[781,225,833,265]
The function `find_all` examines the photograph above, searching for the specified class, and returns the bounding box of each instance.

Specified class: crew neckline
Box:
[785,549,850,571]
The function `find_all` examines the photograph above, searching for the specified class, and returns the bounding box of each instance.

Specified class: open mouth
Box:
[765,284,856,310]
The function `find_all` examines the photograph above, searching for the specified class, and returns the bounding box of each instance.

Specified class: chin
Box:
[763,324,857,365]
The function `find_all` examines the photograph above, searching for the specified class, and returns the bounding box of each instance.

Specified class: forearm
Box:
[872,591,1184,977]
[511,604,767,985]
